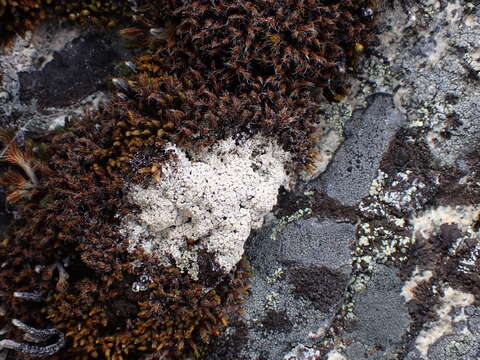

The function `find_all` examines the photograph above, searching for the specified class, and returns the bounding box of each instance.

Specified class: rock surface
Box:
[209,1,480,358]
[308,93,406,206]
[0,21,131,131]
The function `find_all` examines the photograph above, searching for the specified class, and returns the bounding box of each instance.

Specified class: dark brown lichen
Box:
[288,265,348,312]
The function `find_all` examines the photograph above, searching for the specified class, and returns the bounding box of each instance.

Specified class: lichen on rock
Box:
[122,135,292,278]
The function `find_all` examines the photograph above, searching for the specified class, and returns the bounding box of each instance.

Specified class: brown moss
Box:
[102,0,384,178]
[43,257,251,359]
[126,0,380,98]
[0,121,251,359]
[0,0,133,44]
[101,66,320,178]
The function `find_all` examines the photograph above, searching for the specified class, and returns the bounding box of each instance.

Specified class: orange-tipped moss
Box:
[0,133,39,203]
[0,1,395,359]
[0,0,134,45]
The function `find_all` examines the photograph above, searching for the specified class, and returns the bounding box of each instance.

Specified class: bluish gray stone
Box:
[279,218,353,274]
[345,265,411,360]
[310,93,405,206]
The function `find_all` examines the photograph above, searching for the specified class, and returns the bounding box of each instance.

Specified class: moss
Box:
[43,258,251,359]
[99,0,383,176]
[0,0,133,44]
[0,0,393,358]
[0,123,251,359]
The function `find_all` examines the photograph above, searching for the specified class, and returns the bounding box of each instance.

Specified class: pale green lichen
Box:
[270,208,312,241]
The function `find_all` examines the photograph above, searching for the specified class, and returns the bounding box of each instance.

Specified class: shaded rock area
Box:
[0,21,132,131]
[18,32,124,109]
[206,218,355,360]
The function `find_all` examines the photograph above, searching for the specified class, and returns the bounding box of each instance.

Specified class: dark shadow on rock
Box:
[19,31,130,109]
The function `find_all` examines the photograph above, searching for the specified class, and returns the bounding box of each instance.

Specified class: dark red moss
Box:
[122,0,381,104]
[0,122,251,359]
[132,0,379,90]
[0,0,393,358]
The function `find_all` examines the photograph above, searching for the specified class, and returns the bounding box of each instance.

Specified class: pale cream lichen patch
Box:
[326,349,347,360]
[121,135,292,279]
[303,117,342,181]
[401,267,433,303]
[412,205,480,239]
[415,286,474,359]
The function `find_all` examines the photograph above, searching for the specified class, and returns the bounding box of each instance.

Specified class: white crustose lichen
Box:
[121,135,292,279]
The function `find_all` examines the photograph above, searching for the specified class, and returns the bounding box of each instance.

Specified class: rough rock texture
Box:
[208,1,480,358]
[207,216,355,360]
[343,265,412,360]
[308,93,406,206]
[18,32,124,109]
[278,219,353,271]
[0,21,131,131]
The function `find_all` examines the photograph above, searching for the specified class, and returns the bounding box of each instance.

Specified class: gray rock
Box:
[0,22,132,131]
[310,93,405,206]
[208,217,355,360]
[344,265,411,360]
[279,218,353,274]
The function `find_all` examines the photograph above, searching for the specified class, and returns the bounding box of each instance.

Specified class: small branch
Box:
[0,320,64,357]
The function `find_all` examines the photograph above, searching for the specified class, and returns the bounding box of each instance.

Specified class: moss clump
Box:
[0,121,251,359]
[102,0,381,176]
[45,259,250,359]
[101,66,320,176]
[0,0,133,43]
[0,0,389,359]
[124,0,379,100]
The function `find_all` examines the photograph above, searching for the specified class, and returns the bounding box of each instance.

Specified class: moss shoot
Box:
[0,0,389,359]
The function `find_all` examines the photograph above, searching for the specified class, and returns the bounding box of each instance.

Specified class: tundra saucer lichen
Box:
[123,135,292,279]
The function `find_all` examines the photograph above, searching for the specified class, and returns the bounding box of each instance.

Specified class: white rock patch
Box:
[122,136,292,279]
